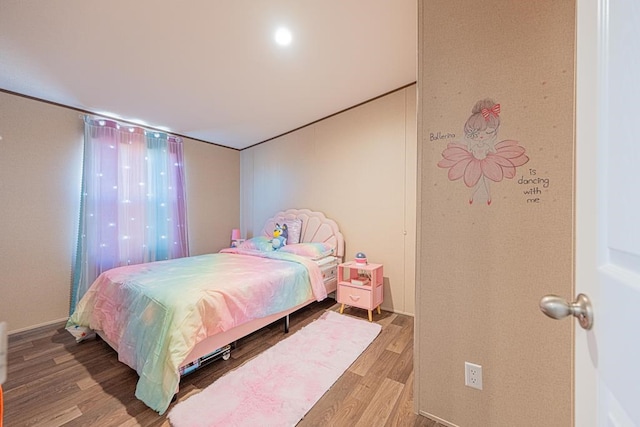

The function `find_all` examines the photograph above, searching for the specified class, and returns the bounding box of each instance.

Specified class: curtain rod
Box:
[82,114,182,142]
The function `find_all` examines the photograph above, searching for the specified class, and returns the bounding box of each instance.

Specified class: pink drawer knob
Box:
[349,295,361,301]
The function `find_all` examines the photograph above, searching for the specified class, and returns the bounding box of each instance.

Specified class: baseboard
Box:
[419,410,459,427]
[385,307,415,317]
[8,317,68,335]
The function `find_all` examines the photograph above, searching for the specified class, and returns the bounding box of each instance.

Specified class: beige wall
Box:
[184,138,240,257]
[0,91,240,333]
[241,86,417,315]
[416,1,575,426]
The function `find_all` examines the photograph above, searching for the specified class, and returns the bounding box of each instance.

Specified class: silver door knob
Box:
[539,293,593,330]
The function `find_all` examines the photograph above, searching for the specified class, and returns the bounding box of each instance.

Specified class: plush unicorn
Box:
[271,223,288,250]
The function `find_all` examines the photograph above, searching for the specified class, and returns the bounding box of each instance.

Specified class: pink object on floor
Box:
[168,310,381,427]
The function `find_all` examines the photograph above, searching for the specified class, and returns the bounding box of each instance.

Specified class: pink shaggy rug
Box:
[168,310,382,427]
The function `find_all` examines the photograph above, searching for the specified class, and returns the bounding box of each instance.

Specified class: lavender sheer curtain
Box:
[70,117,189,312]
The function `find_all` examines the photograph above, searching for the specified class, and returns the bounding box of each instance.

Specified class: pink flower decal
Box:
[437,140,529,188]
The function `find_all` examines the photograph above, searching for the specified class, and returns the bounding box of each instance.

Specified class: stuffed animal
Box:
[271,223,288,250]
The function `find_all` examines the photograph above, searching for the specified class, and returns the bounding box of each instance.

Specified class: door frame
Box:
[574,0,600,424]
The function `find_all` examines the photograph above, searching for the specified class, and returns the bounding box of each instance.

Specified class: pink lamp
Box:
[230,228,243,247]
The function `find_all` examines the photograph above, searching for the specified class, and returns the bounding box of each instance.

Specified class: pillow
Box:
[237,236,273,252]
[279,243,335,260]
[275,218,303,244]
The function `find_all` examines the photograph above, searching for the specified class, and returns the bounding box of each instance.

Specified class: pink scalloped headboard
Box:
[260,209,345,259]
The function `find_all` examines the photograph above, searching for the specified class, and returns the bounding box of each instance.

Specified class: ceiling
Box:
[0,1,417,150]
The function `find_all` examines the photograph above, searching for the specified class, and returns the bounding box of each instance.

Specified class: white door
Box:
[574,0,640,425]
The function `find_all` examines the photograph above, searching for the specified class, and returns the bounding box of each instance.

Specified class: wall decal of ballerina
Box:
[437,99,529,205]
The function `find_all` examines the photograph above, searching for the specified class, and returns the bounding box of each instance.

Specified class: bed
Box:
[66,209,344,414]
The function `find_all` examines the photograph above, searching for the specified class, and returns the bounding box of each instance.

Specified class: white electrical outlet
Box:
[465,362,482,390]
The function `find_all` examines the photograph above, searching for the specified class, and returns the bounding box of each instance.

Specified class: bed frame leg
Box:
[284,315,290,333]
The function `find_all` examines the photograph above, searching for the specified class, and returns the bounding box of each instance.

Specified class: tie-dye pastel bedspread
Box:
[66,249,327,414]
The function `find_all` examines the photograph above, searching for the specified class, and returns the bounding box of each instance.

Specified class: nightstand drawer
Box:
[337,284,372,310]
[321,264,337,284]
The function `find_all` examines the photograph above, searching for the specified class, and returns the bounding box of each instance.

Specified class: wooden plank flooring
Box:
[3,300,444,426]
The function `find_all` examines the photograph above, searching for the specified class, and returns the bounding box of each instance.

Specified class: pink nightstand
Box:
[337,261,383,322]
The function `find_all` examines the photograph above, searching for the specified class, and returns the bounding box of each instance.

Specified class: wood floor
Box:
[4,300,444,427]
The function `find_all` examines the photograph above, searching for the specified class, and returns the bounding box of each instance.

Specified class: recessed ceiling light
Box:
[274,27,292,46]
